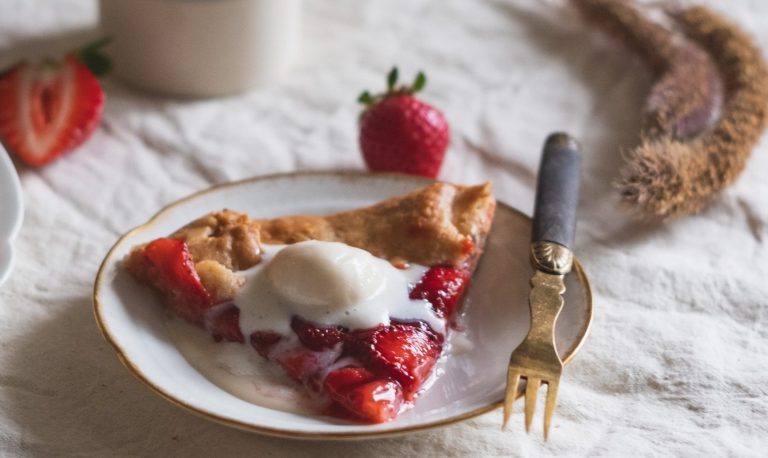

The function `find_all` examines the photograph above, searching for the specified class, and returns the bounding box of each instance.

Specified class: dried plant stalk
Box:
[621,6,768,217]
[572,0,768,217]
[572,0,722,139]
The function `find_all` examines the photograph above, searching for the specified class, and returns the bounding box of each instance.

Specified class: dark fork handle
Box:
[531,133,582,250]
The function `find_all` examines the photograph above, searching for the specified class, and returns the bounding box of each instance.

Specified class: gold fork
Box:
[502,133,582,439]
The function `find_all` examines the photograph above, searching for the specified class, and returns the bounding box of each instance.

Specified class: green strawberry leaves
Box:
[77,37,113,77]
[387,67,399,91]
[412,71,426,92]
[358,91,374,104]
[358,66,428,106]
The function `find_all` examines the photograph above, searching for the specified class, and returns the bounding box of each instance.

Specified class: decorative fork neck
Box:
[525,270,566,362]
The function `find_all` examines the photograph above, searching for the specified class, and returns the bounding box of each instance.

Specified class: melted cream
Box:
[166,319,320,414]
[236,242,443,336]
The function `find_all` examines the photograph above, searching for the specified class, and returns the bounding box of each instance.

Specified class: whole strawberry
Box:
[358,68,450,178]
[0,38,110,167]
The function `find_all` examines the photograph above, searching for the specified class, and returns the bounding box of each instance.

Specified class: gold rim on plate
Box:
[92,171,593,440]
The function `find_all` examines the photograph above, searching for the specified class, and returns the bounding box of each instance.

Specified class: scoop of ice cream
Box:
[235,241,442,336]
[264,240,386,310]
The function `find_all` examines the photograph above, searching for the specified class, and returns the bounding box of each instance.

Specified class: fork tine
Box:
[524,377,541,432]
[502,369,521,430]
[543,380,559,440]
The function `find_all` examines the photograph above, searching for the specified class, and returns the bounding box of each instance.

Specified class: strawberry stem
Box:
[358,91,374,104]
[387,67,399,91]
[357,67,428,106]
[76,37,113,77]
[412,71,426,92]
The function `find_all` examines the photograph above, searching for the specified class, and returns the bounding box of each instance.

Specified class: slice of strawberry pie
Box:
[124,182,496,423]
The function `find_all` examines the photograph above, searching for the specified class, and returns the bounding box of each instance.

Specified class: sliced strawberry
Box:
[0,54,104,167]
[273,346,341,386]
[205,303,244,343]
[144,238,212,323]
[274,348,319,381]
[409,266,470,318]
[345,321,443,395]
[324,367,404,423]
[324,366,376,391]
[249,330,282,358]
[291,316,347,351]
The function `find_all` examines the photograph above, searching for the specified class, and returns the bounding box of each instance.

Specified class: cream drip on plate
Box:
[166,319,319,414]
[235,241,444,337]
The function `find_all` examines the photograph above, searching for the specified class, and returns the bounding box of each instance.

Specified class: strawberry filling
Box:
[291,317,347,351]
[344,320,443,396]
[143,238,213,324]
[409,266,470,319]
[205,303,244,343]
[273,346,341,389]
[249,330,283,358]
[141,238,471,423]
[254,266,467,422]
[323,367,404,423]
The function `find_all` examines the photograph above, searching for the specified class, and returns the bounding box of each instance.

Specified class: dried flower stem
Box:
[572,0,722,140]
[573,0,768,217]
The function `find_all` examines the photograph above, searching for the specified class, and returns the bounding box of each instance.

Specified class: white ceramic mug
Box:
[99,0,301,97]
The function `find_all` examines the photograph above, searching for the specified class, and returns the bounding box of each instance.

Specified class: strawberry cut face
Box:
[323,366,404,423]
[0,55,104,166]
[409,266,470,319]
[345,321,443,396]
[144,238,212,324]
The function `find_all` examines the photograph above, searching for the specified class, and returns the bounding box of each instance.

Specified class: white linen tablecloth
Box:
[1,0,766,456]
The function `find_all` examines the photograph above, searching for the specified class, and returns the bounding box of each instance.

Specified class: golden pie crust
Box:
[171,211,262,271]
[256,181,495,267]
[125,182,496,302]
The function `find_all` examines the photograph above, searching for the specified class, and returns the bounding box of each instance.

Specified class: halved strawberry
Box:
[409,266,470,318]
[291,316,347,351]
[345,321,443,396]
[324,366,404,423]
[144,238,212,323]
[0,40,108,166]
[205,303,244,343]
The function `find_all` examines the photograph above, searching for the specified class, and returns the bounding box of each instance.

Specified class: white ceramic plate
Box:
[93,172,592,440]
[0,145,23,287]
